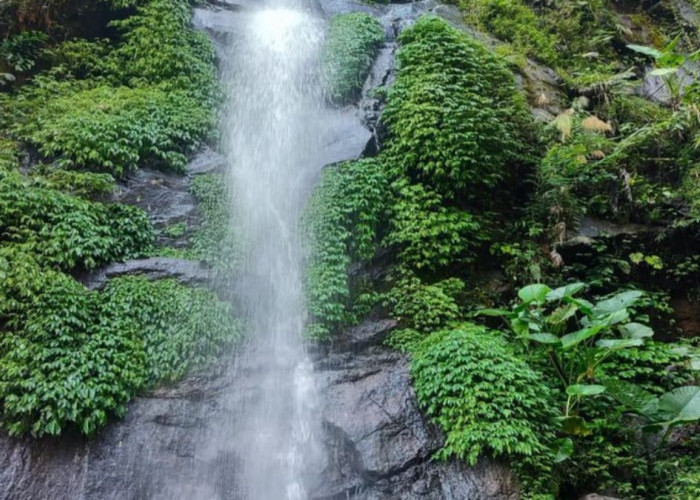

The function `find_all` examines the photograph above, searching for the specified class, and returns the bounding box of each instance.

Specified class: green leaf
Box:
[567,384,607,397]
[604,379,659,418]
[560,324,606,349]
[546,282,585,302]
[518,284,551,304]
[593,290,643,315]
[560,416,591,436]
[528,333,561,344]
[627,44,662,59]
[658,386,700,423]
[477,308,510,317]
[620,322,654,339]
[649,67,678,77]
[596,338,644,350]
[553,437,574,463]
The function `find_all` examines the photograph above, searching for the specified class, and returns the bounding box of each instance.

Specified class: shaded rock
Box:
[671,295,700,337]
[111,167,198,247]
[641,61,698,105]
[316,107,373,169]
[676,0,700,27]
[312,337,518,500]
[563,216,662,247]
[188,146,226,176]
[81,257,211,290]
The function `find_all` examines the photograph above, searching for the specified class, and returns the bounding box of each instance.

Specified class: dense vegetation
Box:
[321,13,384,104]
[306,8,700,498]
[0,0,239,437]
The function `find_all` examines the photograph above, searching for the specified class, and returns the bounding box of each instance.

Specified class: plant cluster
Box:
[321,13,384,104]
[305,17,535,338]
[0,0,232,440]
[1,0,219,176]
[0,269,241,437]
[412,323,557,468]
[189,173,243,276]
[304,158,388,337]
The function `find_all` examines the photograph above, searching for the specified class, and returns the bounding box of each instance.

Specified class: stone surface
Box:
[80,257,212,290]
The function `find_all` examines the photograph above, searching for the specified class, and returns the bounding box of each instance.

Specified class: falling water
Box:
[218,3,326,499]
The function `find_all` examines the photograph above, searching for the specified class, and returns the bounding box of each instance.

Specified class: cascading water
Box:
[215,4,326,499]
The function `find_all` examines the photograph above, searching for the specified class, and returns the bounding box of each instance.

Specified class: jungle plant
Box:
[321,13,384,103]
[382,16,535,201]
[628,38,700,109]
[412,323,557,491]
[481,283,653,441]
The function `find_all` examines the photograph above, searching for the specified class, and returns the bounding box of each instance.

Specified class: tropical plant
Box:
[481,283,653,441]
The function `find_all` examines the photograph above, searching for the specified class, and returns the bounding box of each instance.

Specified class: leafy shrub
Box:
[0,249,146,436]
[385,182,482,270]
[386,273,464,333]
[321,12,384,103]
[461,0,558,65]
[0,257,241,436]
[190,173,243,276]
[0,169,153,269]
[108,0,218,103]
[11,84,214,175]
[412,324,557,466]
[304,158,388,337]
[3,0,219,176]
[102,276,242,384]
[382,16,534,200]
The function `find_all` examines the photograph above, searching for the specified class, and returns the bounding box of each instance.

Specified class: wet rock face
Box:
[310,321,518,500]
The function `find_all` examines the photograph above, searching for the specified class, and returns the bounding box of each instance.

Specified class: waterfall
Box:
[216,4,326,499]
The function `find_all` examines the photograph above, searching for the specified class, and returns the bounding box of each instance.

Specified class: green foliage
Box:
[1,0,219,176]
[304,158,388,337]
[386,273,464,333]
[321,13,384,103]
[0,265,146,436]
[481,283,652,419]
[412,324,557,468]
[461,0,557,65]
[0,30,47,73]
[0,264,240,437]
[382,16,534,200]
[0,169,152,270]
[27,167,115,198]
[10,84,214,175]
[102,276,242,384]
[190,173,243,276]
[385,182,482,270]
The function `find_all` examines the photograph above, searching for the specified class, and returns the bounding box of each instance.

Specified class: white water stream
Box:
[218,4,327,499]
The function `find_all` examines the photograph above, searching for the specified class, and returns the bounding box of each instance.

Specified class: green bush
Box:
[102,276,242,384]
[0,169,153,270]
[412,324,557,467]
[10,84,214,175]
[461,0,558,65]
[190,173,243,276]
[2,0,219,176]
[386,273,464,333]
[0,258,241,437]
[304,158,388,337]
[385,182,482,270]
[321,13,384,103]
[382,16,534,200]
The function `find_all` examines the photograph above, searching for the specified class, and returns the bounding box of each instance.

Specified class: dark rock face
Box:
[0,319,517,500]
[81,257,212,290]
[310,320,518,500]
